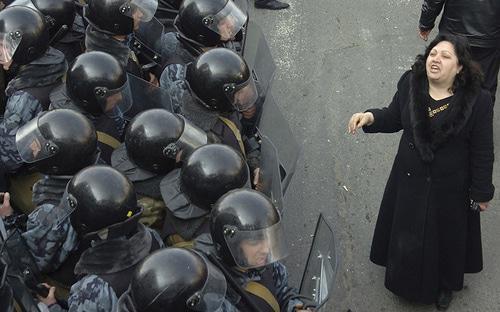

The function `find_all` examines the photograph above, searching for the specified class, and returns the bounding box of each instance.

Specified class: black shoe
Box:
[436,289,452,311]
[254,0,290,10]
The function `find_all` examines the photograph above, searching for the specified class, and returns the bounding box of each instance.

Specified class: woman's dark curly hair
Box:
[411,33,483,92]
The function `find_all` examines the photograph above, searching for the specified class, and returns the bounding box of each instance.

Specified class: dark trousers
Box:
[470,46,500,105]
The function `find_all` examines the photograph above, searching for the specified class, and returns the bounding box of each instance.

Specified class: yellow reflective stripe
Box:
[218,116,246,156]
[245,281,280,312]
[96,131,121,149]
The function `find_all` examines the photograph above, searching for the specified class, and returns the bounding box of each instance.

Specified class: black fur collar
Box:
[408,71,478,162]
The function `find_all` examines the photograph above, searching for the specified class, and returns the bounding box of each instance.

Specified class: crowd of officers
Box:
[0,0,314,311]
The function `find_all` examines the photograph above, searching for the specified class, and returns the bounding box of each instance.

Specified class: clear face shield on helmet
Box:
[203,0,247,42]
[94,79,133,118]
[223,76,258,113]
[185,255,228,312]
[15,114,59,163]
[223,219,289,269]
[0,31,22,65]
[119,0,158,23]
[162,116,209,162]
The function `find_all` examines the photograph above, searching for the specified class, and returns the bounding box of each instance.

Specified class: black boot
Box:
[436,289,452,311]
[254,0,289,10]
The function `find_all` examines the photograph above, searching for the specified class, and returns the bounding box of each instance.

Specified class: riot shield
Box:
[126,73,173,120]
[242,20,276,98]
[258,135,284,212]
[132,17,165,71]
[299,214,338,310]
[256,92,300,194]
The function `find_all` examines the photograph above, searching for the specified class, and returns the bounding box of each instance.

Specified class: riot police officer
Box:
[84,0,158,79]
[117,247,237,311]
[161,0,248,66]
[203,189,313,312]
[12,0,84,64]
[36,165,163,311]
[161,48,258,157]
[0,5,67,172]
[160,143,250,246]
[111,108,217,229]
[8,0,76,44]
[50,51,132,164]
[10,108,98,215]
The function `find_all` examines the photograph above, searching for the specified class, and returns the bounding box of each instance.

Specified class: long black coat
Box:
[364,70,494,304]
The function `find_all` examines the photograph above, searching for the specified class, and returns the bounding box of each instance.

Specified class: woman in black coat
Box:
[347,34,494,310]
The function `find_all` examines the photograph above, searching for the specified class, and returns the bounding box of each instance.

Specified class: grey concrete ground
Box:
[249,1,500,311]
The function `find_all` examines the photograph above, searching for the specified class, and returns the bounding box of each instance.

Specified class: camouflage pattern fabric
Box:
[0,90,43,170]
[22,202,77,273]
[45,275,118,312]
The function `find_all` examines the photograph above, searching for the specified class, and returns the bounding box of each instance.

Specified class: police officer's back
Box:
[38,166,163,311]
[50,51,132,164]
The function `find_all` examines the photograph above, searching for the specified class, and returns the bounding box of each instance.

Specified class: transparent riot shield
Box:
[126,73,173,120]
[132,16,165,71]
[258,135,284,212]
[242,20,276,98]
[257,92,300,194]
[0,218,43,312]
[299,214,338,311]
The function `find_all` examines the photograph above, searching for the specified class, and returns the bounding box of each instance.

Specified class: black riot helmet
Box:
[176,0,247,47]
[129,248,227,312]
[125,108,215,174]
[85,0,158,36]
[8,0,75,43]
[0,6,49,66]
[15,109,97,175]
[210,189,288,269]
[186,48,258,113]
[66,165,141,239]
[180,144,249,210]
[66,51,132,117]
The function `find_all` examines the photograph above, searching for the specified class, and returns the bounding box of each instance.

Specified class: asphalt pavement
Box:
[248,1,500,311]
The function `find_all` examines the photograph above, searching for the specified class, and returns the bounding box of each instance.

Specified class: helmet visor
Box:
[187,254,227,311]
[164,116,208,161]
[204,0,247,42]
[95,79,133,118]
[0,32,22,64]
[224,221,289,269]
[15,115,60,163]
[120,0,158,22]
[224,77,258,112]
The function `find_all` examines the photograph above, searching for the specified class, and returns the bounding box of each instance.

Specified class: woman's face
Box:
[240,239,270,267]
[426,41,463,87]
